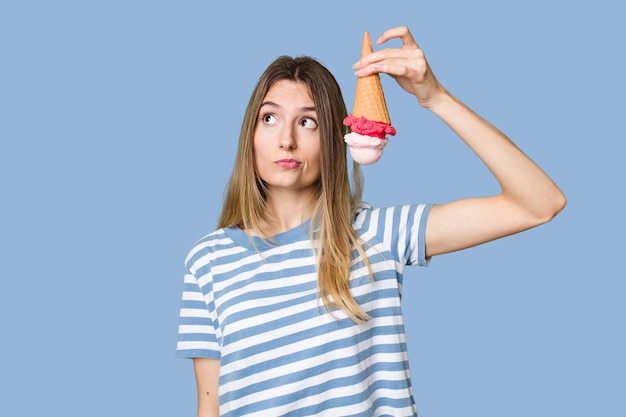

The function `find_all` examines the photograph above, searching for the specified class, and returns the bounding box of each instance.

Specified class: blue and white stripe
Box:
[177,203,432,416]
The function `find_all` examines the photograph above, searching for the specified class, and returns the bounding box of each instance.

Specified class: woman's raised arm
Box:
[353,25,566,256]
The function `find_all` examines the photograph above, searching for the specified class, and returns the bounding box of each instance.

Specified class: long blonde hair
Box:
[218,56,371,322]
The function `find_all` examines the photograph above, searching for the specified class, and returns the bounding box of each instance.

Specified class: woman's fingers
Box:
[376,25,419,50]
[354,46,426,78]
[353,25,423,71]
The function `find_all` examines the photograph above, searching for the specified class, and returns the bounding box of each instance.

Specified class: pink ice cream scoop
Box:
[343,115,396,165]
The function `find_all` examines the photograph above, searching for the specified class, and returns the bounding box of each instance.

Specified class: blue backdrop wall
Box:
[1,1,623,416]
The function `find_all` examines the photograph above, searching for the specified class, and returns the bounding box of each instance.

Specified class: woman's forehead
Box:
[262,80,315,109]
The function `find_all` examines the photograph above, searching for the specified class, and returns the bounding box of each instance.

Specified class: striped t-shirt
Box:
[176,203,432,416]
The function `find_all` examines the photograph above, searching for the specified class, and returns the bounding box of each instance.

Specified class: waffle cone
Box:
[352,32,391,125]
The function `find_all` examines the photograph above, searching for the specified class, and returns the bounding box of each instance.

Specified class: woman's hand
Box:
[353,25,446,109]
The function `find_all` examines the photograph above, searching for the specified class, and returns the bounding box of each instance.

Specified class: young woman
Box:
[176,26,566,417]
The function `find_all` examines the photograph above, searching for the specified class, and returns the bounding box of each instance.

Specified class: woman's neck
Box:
[252,188,317,237]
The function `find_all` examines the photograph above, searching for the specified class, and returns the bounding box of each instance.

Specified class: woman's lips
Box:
[275,159,301,169]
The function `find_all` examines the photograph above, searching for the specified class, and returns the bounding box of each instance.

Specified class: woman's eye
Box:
[300,117,318,129]
[262,114,278,124]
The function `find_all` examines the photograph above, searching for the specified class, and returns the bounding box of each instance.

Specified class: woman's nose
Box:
[279,125,296,149]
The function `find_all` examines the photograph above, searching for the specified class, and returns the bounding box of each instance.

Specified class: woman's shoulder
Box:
[191,227,230,247]
[183,227,233,266]
[354,201,374,218]
[353,202,433,230]
[353,202,412,221]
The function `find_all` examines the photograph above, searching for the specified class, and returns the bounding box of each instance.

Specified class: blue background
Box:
[1,1,624,416]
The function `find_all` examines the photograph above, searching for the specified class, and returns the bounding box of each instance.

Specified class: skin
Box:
[194,357,220,417]
[193,25,566,416]
[251,80,322,236]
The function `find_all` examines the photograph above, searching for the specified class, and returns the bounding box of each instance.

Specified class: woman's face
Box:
[253,80,321,198]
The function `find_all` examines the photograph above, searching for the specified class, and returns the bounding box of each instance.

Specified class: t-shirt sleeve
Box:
[405,203,433,266]
[176,259,221,359]
[356,203,433,267]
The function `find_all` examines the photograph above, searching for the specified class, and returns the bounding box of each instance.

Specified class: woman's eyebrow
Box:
[259,102,316,113]
[260,101,280,109]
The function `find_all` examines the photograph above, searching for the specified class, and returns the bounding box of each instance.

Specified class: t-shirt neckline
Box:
[224,219,312,250]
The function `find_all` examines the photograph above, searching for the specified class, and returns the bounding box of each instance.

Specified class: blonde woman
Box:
[176,26,566,417]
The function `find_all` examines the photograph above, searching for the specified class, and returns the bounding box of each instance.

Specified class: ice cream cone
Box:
[352,32,391,125]
[343,31,396,165]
